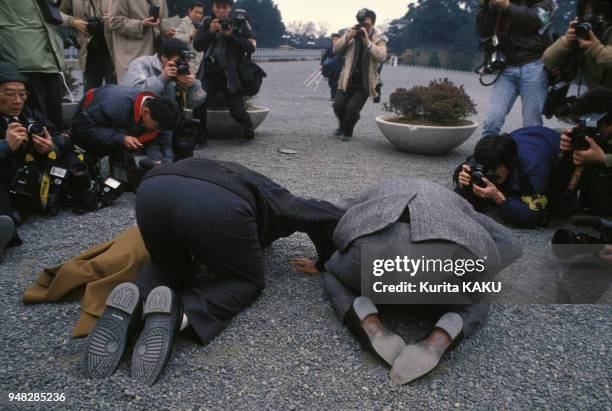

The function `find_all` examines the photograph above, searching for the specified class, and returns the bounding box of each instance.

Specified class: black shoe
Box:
[131,286,182,386]
[0,216,14,258]
[84,282,143,378]
[345,297,405,366]
[243,127,255,140]
[333,128,343,136]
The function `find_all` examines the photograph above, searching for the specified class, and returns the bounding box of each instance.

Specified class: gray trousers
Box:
[323,221,490,339]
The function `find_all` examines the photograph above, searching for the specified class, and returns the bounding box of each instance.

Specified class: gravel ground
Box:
[0,62,610,410]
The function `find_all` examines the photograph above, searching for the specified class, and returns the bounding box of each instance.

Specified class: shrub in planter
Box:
[383,78,477,126]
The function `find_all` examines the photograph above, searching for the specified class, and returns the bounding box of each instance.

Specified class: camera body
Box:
[176,51,195,76]
[478,35,506,75]
[468,158,496,188]
[86,16,103,35]
[568,112,606,151]
[354,9,369,38]
[575,13,606,40]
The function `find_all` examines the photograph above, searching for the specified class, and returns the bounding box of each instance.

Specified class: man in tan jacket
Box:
[174,1,206,74]
[109,0,170,81]
[542,0,612,90]
[61,0,116,91]
[333,8,387,141]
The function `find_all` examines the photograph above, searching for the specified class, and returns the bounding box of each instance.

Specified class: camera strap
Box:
[87,0,100,19]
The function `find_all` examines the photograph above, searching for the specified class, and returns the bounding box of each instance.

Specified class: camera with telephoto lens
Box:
[568,112,607,151]
[176,51,195,76]
[552,216,612,259]
[467,158,496,189]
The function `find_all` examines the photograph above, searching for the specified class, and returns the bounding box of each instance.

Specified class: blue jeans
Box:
[482,60,548,137]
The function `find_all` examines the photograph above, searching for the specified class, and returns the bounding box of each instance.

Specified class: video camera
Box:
[552,215,612,259]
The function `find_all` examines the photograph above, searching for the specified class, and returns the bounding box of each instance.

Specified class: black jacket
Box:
[0,107,70,184]
[193,12,256,94]
[144,158,343,271]
[477,0,555,66]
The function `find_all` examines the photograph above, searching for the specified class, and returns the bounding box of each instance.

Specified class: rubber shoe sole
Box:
[84,282,141,378]
[131,286,179,386]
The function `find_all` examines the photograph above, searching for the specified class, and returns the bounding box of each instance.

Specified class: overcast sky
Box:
[273,1,412,33]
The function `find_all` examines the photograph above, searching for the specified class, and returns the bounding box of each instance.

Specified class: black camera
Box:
[552,216,612,259]
[176,51,195,76]
[24,119,44,138]
[149,3,160,21]
[219,18,231,31]
[575,13,606,40]
[568,112,606,151]
[478,35,506,76]
[86,16,103,35]
[544,81,578,119]
[468,158,496,188]
[353,9,369,38]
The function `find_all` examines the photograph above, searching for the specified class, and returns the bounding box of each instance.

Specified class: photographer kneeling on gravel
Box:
[71,85,179,188]
[454,127,560,228]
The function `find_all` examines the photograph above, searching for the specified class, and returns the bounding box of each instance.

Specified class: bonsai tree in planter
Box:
[376,78,479,155]
[384,78,476,126]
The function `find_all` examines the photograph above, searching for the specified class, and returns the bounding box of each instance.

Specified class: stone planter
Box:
[62,102,80,129]
[376,114,478,155]
[207,105,270,139]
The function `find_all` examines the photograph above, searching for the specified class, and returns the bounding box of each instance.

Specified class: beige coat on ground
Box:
[109,0,169,81]
[174,15,203,74]
[60,0,115,72]
[334,29,387,99]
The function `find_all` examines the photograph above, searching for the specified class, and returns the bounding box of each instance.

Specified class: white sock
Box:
[180,313,189,331]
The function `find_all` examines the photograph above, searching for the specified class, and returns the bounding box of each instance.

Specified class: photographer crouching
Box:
[454,126,561,228]
[70,85,179,190]
[477,0,556,138]
[193,0,257,140]
[333,9,387,141]
[122,38,206,161]
[543,0,612,91]
[548,88,612,218]
[0,63,92,257]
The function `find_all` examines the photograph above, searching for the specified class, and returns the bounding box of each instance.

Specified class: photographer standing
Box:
[109,0,170,81]
[333,9,387,141]
[542,0,612,89]
[0,63,74,249]
[0,0,65,127]
[61,0,117,91]
[549,88,612,217]
[122,38,206,163]
[193,0,257,140]
[175,1,206,74]
[477,0,556,138]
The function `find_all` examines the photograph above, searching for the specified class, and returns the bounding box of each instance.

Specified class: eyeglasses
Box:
[0,89,29,100]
